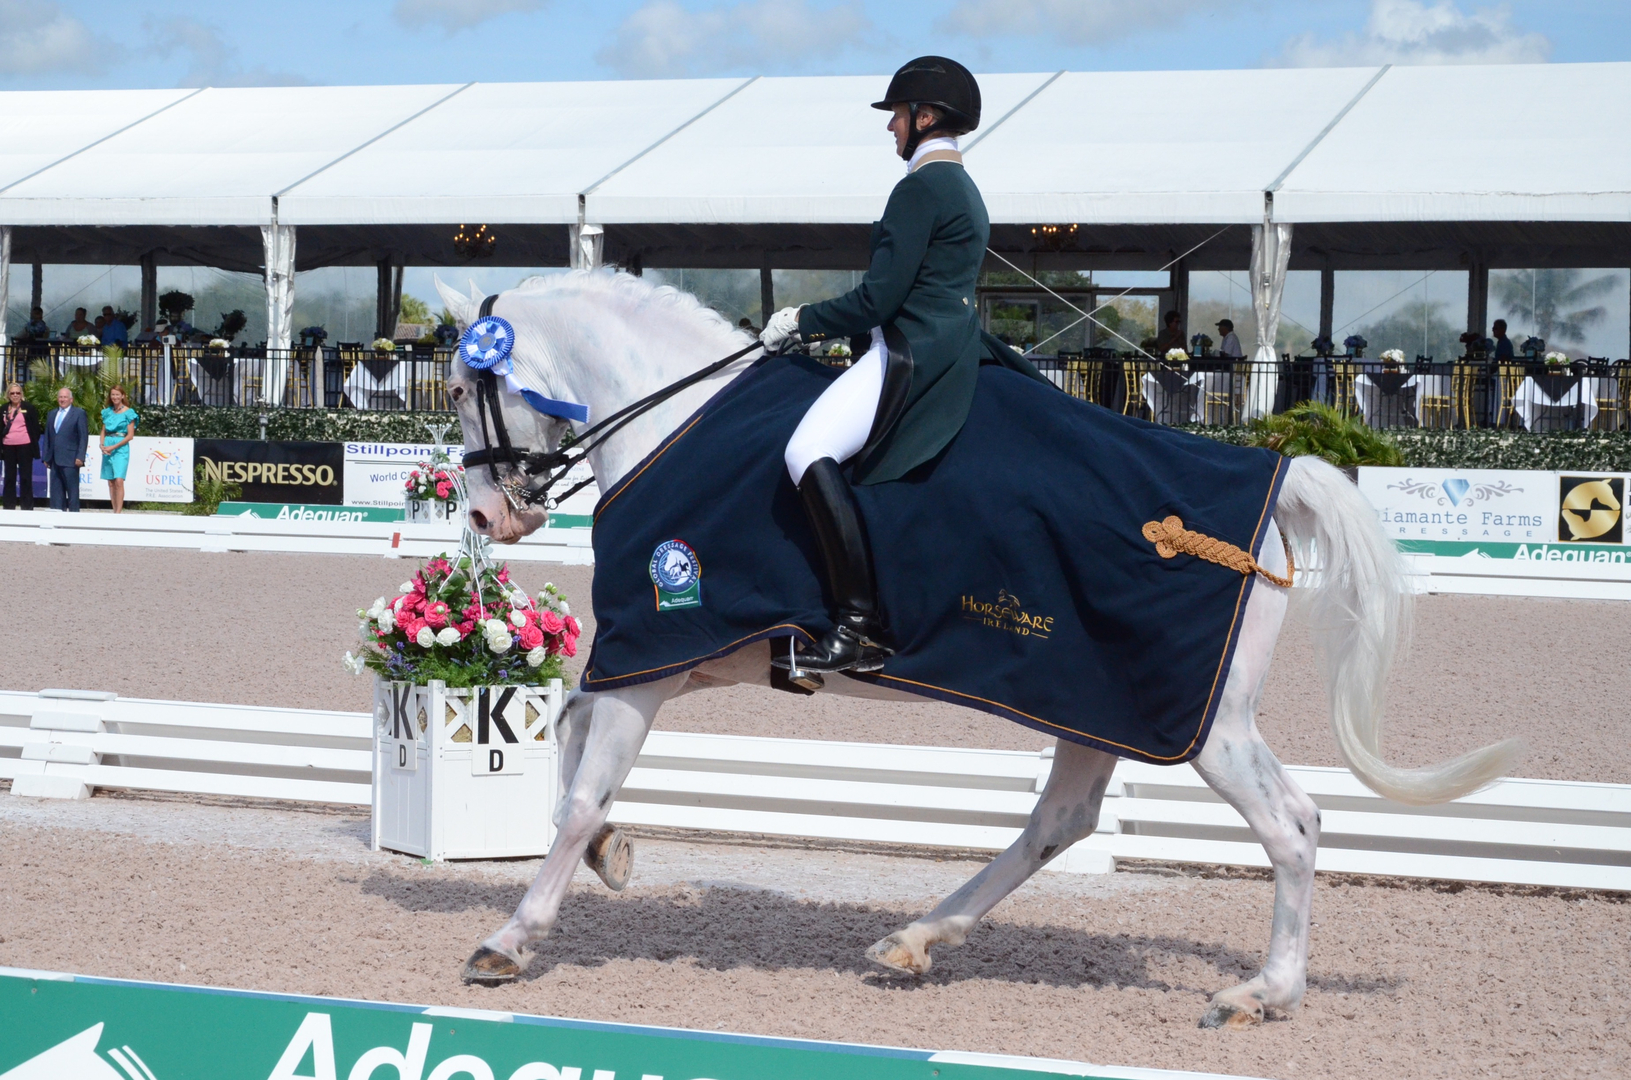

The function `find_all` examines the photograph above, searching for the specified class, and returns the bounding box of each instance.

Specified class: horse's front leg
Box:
[463,675,681,983]
[867,737,1119,975]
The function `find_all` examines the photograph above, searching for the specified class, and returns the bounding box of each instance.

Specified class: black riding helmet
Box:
[872,56,981,160]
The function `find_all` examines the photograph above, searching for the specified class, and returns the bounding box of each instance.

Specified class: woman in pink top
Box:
[1,383,42,511]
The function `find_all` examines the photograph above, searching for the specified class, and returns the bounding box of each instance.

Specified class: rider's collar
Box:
[908,136,960,173]
[459,315,590,424]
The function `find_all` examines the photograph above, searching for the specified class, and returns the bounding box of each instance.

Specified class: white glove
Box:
[760,306,802,352]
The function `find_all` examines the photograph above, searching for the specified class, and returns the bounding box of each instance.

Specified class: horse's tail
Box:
[1273,456,1522,805]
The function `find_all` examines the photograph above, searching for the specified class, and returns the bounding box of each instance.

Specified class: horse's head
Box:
[438,277,562,543]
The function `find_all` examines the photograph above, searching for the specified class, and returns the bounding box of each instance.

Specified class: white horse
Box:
[436,271,1520,1028]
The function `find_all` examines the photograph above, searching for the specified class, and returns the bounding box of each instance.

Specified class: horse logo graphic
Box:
[0,1023,157,1080]
[648,539,702,610]
[1558,475,1623,543]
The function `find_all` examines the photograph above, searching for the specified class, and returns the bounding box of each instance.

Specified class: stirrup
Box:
[770,635,825,691]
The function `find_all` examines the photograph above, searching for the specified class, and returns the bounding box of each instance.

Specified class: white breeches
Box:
[784,328,886,485]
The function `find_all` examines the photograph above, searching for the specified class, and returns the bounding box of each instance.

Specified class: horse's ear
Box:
[434,275,475,329]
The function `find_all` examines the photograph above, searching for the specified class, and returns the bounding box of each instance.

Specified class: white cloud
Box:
[0,0,99,76]
[941,0,1229,46]
[1277,0,1550,67]
[393,0,548,32]
[148,17,312,87]
[598,0,872,78]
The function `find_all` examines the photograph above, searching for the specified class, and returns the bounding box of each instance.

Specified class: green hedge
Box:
[136,406,461,443]
[1183,425,1631,471]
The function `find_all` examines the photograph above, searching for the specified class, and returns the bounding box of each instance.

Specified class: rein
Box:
[460,293,764,511]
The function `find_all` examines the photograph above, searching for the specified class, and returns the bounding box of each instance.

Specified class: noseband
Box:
[459,293,765,512]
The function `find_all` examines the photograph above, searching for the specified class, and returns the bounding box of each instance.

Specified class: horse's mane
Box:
[512,270,755,352]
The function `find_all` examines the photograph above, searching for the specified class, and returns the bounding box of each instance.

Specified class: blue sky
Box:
[0,0,1624,90]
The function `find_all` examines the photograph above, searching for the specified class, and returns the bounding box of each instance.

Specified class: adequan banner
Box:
[195,440,344,505]
[0,968,1078,1080]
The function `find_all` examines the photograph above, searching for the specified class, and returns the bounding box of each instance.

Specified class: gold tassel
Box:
[1141,515,1294,588]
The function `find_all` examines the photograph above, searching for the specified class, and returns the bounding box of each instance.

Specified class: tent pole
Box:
[760,253,774,330]
[1173,258,1189,344]
[1466,257,1488,336]
[31,262,42,314]
[140,253,157,330]
[0,227,9,346]
[1318,266,1334,342]
[376,258,391,340]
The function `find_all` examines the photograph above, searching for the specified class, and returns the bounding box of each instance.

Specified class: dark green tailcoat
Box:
[797,160,1044,484]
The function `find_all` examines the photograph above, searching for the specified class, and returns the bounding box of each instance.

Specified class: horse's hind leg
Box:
[867,738,1118,975]
[1191,529,1320,1028]
[463,676,680,983]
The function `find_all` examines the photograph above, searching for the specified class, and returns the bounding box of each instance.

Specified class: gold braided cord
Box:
[1141,515,1295,588]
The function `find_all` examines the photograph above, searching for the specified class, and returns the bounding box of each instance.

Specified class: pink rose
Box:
[564,616,580,637]
[457,619,475,636]
[517,624,544,650]
[424,601,450,629]
[436,482,451,499]
[497,567,510,583]
[538,610,564,634]
[561,636,577,658]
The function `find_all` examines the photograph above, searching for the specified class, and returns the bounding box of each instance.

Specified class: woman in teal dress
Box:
[100,385,138,513]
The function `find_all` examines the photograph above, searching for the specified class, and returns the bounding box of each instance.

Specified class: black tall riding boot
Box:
[775,456,891,684]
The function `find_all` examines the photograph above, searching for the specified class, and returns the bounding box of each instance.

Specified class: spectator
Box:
[1,383,41,511]
[20,307,50,341]
[93,315,107,338]
[1216,319,1244,359]
[100,306,128,346]
[67,307,92,337]
[1492,319,1515,362]
[1154,310,1185,355]
[134,324,160,343]
[99,385,138,514]
[42,386,87,512]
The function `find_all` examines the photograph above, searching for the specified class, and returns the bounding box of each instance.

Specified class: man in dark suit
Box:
[42,386,87,512]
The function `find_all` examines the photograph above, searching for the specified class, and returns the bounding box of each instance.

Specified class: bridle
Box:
[459,293,765,512]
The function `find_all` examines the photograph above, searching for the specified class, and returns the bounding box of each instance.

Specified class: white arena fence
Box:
[0,508,591,564]
[2,689,1627,891]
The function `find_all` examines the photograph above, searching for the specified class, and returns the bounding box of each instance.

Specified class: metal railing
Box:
[1,342,457,412]
[1026,352,1631,431]
[8,341,1628,430]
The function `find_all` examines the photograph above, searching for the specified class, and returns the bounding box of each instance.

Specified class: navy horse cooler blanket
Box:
[584,356,1287,764]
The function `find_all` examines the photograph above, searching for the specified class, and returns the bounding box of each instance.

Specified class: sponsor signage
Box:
[217,502,404,523]
[78,437,194,503]
[0,968,1089,1080]
[1359,466,1631,557]
[343,442,466,509]
[195,440,344,505]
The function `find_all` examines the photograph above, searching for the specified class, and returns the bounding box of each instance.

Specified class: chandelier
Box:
[453,224,496,260]
[1029,223,1078,252]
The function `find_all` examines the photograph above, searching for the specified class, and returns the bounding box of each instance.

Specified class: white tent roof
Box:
[278,78,749,226]
[1273,62,1631,223]
[0,62,1627,238]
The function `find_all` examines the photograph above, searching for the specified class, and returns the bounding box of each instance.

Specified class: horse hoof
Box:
[1198,1000,1263,1030]
[585,825,633,892]
[462,945,522,985]
[866,933,929,976]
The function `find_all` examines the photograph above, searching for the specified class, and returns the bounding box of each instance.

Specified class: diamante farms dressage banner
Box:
[1359,466,1631,564]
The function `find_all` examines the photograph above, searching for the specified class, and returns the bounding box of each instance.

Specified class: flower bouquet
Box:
[372,337,397,352]
[1521,336,1545,360]
[1379,348,1406,368]
[76,334,100,348]
[1164,347,1189,364]
[405,449,464,523]
[826,341,853,361]
[208,337,232,351]
[1189,332,1213,356]
[1343,334,1368,358]
[1544,350,1571,367]
[345,555,580,688]
[1310,335,1334,357]
[299,325,328,346]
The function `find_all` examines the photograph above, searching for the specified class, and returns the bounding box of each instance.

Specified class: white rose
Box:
[342,652,367,675]
[509,609,527,628]
[485,618,508,636]
[436,626,461,646]
[487,631,513,654]
[558,601,570,616]
[377,609,395,633]
[415,626,435,648]
[399,582,414,593]
[510,590,529,608]
[367,597,387,619]
[526,646,547,668]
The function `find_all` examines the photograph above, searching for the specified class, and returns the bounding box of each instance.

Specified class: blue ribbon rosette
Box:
[458,316,515,374]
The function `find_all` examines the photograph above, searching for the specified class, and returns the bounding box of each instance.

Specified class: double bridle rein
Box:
[459,293,765,512]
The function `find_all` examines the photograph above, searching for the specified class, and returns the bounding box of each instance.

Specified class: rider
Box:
[760,56,1045,680]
